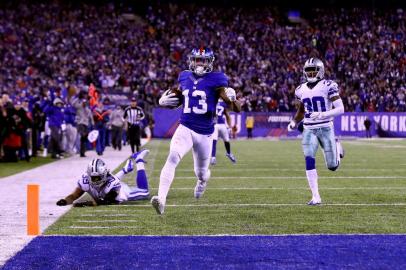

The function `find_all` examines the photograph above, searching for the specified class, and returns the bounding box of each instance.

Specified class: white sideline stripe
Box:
[112,203,406,207]
[69,226,138,229]
[79,214,131,217]
[76,220,138,223]
[44,233,406,237]
[154,168,406,172]
[176,176,406,180]
[150,187,406,190]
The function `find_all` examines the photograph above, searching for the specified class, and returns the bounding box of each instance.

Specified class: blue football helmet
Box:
[188,47,215,75]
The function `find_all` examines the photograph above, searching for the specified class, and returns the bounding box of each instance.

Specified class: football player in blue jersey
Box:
[56,150,150,207]
[211,98,236,165]
[151,47,241,214]
[287,58,345,205]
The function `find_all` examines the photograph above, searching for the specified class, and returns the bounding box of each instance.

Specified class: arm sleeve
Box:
[323,98,344,118]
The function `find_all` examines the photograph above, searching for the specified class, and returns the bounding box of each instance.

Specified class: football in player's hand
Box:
[159,88,182,108]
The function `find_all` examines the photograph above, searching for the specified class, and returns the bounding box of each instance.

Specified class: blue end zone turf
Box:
[3,235,406,270]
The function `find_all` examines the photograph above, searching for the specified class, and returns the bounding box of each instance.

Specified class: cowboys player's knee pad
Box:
[302,129,319,158]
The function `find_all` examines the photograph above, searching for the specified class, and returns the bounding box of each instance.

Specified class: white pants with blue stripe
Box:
[121,183,149,201]
[302,126,339,170]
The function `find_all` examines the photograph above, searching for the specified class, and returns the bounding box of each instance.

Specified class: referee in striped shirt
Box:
[124,97,145,153]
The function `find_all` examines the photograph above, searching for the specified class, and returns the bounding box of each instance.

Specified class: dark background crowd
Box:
[0,1,404,161]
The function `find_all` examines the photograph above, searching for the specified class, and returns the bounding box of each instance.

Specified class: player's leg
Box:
[152,125,193,214]
[192,131,212,199]
[319,127,343,171]
[128,149,150,201]
[302,128,321,205]
[220,125,236,163]
[211,125,218,165]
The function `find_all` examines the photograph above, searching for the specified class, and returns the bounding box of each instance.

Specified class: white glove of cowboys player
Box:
[159,89,180,107]
[225,87,236,102]
[287,120,297,132]
[309,112,326,120]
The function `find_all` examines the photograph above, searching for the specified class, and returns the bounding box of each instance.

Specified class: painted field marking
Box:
[153,168,406,172]
[175,176,406,180]
[113,203,406,207]
[27,184,40,236]
[69,226,138,229]
[149,187,406,190]
[76,220,138,223]
[44,233,406,237]
[79,214,130,217]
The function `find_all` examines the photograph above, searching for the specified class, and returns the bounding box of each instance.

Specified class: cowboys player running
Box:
[56,150,150,207]
[151,48,241,214]
[211,98,236,165]
[288,58,344,205]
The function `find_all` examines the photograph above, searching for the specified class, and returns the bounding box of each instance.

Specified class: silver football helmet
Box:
[87,158,109,188]
[303,58,325,83]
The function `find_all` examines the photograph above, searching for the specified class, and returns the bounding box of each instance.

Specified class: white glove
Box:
[225,87,236,102]
[309,112,326,120]
[122,159,134,174]
[287,120,296,132]
[159,90,180,107]
[61,123,67,132]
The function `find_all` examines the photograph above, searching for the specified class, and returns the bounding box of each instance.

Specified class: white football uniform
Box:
[170,124,212,167]
[77,174,127,202]
[213,124,230,141]
[295,79,340,129]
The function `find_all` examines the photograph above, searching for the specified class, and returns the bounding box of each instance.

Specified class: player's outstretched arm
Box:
[56,187,85,206]
[218,87,241,112]
[288,102,305,131]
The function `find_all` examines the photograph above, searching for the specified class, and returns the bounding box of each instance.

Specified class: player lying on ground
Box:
[211,98,236,165]
[288,58,345,205]
[56,150,150,207]
[151,47,241,214]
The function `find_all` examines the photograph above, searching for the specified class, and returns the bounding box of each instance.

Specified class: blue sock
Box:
[305,156,316,170]
[136,162,149,190]
[212,140,217,157]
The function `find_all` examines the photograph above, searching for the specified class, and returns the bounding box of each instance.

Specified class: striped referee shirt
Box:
[124,106,145,125]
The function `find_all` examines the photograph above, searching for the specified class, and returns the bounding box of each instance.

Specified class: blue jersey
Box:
[216,101,227,124]
[178,70,228,134]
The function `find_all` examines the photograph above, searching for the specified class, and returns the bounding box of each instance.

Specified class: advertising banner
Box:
[153,108,406,138]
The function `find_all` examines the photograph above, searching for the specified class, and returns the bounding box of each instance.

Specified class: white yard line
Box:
[43,233,406,237]
[154,168,406,172]
[79,214,131,217]
[174,176,406,180]
[69,226,138,229]
[112,203,406,207]
[76,220,138,223]
[0,145,133,266]
[149,187,406,190]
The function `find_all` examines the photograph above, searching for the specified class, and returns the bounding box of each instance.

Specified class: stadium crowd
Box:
[0,2,404,161]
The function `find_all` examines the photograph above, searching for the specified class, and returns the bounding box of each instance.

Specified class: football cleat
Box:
[210,157,216,165]
[307,197,322,206]
[336,139,345,159]
[194,180,207,199]
[226,153,236,163]
[131,149,150,163]
[151,196,165,215]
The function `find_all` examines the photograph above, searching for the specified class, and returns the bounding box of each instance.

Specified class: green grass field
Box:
[0,156,55,178]
[46,139,406,235]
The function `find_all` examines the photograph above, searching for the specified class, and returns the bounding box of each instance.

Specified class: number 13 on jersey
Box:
[183,90,208,114]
